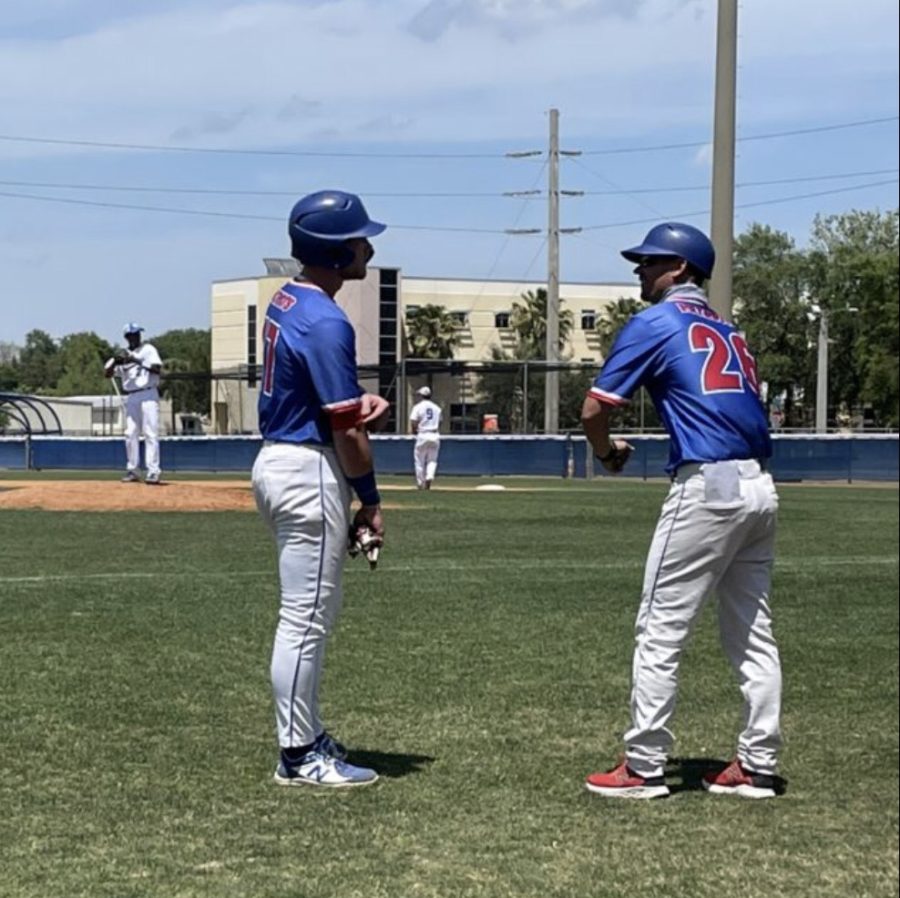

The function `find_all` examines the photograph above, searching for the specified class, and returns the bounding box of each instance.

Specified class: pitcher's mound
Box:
[0,480,255,512]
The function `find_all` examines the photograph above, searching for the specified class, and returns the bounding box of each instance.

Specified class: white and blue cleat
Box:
[274,749,378,788]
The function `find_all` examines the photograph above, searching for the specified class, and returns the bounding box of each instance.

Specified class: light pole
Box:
[813,305,858,433]
[814,308,829,433]
[709,0,738,320]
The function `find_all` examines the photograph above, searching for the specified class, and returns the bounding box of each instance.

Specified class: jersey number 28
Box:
[689,322,760,396]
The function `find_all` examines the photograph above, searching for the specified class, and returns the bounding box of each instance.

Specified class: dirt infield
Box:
[0,480,257,512]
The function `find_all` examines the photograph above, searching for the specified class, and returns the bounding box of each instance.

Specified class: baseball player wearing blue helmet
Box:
[252,190,390,788]
[581,223,783,799]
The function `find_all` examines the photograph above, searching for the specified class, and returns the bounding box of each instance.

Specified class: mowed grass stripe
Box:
[0,554,897,586]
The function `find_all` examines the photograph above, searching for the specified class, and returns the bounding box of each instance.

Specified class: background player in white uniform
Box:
[104,323,163,484]
[409,386,442,489]
[252,190,390,789]
[580,223,783,800]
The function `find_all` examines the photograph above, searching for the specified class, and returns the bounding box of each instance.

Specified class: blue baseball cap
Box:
[123,322,144,335]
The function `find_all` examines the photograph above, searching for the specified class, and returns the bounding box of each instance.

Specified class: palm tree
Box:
[404,304,459,359]
[594,297,647,359]
[594,297,659,431]
[509,288,574,358]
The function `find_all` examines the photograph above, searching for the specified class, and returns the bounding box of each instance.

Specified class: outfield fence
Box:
[0,434,897,483]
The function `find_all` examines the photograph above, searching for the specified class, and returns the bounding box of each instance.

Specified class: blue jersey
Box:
[257,281,364,445]
[590,285,771,473]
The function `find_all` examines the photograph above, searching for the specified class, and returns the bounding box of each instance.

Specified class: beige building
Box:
[210,259,639,434]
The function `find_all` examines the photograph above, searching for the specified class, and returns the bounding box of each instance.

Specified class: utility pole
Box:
[507,111,581,435]
[709,0,738,321]
[545,107,560,434]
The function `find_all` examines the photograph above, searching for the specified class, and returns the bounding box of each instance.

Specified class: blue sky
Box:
[1,0,898,346]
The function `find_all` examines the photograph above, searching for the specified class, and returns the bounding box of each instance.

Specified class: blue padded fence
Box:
[0,434,897,482]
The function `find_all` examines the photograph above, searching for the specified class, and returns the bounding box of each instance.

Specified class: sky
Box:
[0,0,898,347]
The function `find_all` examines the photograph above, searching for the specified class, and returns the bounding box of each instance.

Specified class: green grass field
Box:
[1,478,897,898]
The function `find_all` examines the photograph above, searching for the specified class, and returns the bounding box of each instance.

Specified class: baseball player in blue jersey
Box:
[581,223,783,800]
[252,190,390,788]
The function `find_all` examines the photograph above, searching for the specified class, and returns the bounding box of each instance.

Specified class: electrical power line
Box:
[578,178,899,231]
[0,179,516,198]
[0,133,511,159]
[0,115,895,160]
[1,168,895,200]
[579,115,899,156]
[573,169,900,195]
[0,190,514,233]
[1,178,896,235]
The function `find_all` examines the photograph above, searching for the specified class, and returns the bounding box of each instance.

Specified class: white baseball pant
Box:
[252,442,351,749]
[624,459,783,777]
[124,388,161,478]
[414,433,440,488]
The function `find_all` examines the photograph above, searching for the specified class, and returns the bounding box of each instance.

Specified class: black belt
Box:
[124,387,153,394]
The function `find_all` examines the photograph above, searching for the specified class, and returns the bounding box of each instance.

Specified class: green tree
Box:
[731,224,814,427]
[595,297,648,358]
[807,209,899,427]
[508,288,573,357]
[16,330,61,394]
[404,304,459,359]
[55,332,117,395]
[152,328,211,416]
[0,341,19,392]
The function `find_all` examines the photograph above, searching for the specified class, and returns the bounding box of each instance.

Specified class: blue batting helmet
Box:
[621,222,716,278]
[288,190,386,269]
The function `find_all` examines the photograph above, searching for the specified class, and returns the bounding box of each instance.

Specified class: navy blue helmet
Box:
[288,190,386,269]
[621,222,716,279]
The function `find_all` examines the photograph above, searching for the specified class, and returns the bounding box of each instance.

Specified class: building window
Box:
[581,309,596,330]
[247,305,258,387]
[494,311,511,329]
[449,311,469,328]
[449,403,482,434]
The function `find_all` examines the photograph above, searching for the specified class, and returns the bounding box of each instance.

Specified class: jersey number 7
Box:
[689,322,760,396]
[262,318,282,397]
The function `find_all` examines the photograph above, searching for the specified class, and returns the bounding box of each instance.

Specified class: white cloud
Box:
[0,0,720,153]
[693,143,712,168]
[405,0,693,42]
[0,0,895,155]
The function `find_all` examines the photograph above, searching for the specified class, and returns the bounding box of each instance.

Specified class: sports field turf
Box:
[1,477,897,898]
